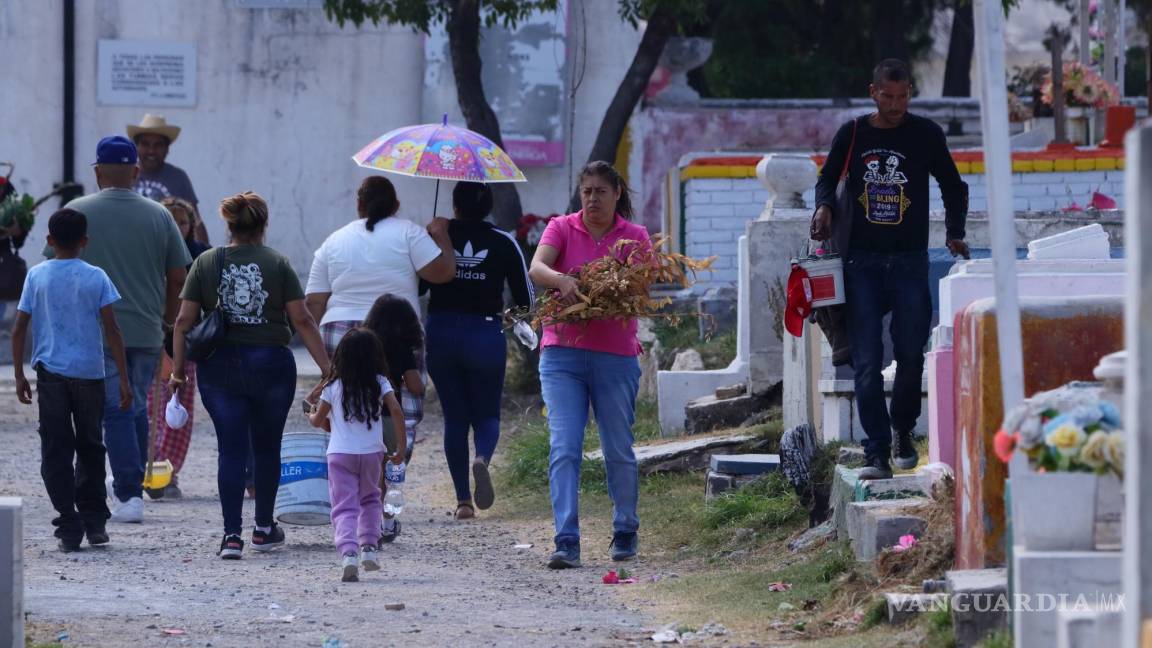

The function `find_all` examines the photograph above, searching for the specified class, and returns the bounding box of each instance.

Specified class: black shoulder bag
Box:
[185,248,230,362]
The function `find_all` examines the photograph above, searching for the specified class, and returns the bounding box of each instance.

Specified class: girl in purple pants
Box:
[308,329,407,582]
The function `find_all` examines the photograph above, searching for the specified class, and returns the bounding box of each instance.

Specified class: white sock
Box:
[256,525,272,534]
[382,518,396,531]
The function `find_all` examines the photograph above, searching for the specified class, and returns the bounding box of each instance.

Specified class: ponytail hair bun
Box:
[219,191,269,236]
[358,176,400,231]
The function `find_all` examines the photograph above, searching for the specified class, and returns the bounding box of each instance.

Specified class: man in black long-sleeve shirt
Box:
[811,59,970,480]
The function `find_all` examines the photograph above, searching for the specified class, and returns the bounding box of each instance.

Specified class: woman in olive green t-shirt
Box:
[170,192,331,559]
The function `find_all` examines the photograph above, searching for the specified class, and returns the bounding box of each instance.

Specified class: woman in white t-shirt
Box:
[305,175,455,356]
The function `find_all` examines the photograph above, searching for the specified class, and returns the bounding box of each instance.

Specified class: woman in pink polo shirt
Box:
[529,161,650,570]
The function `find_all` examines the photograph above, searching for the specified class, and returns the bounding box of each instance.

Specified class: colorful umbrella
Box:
[353,115,526,213]
[353,117,526,183]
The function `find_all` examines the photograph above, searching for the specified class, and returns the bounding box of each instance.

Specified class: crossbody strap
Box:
[839,117,859,180]
[212,247,227,310]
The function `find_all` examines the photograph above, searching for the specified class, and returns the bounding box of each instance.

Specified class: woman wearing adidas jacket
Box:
[424,182,533,520]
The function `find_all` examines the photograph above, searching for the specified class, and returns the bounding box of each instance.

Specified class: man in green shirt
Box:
[51,136,191,523]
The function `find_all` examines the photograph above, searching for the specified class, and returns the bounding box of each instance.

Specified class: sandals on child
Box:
[454,501,475,520]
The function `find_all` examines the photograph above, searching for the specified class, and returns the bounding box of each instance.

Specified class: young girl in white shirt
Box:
[309,328,407,582]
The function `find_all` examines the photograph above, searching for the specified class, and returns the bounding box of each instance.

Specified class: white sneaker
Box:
[360,545,380,572]
[110,497,143,523]
[341,552,359,582]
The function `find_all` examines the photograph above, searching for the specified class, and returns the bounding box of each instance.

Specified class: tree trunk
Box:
[566,6,677,213]
[873,1,910,65]
[942,0,974,96]
[446,0,522,230]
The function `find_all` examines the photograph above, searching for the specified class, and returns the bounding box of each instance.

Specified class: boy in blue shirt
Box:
[12,209,131,552]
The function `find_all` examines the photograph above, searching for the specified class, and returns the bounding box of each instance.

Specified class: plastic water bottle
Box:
[384,461,406,516]
[384,488,405,516]
[513,320,539,350]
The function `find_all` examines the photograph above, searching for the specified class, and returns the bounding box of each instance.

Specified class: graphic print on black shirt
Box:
[813,113,968,254]
[859,150,911,225]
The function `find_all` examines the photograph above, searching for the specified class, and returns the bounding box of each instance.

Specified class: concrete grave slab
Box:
[1056,606,1121,648]
[849,499,929,561]
[685,391,774,435]
[1011,548,1122,648]
[885,593,948,625]
[946,568,1009,648]
[586,431,756,475]
[709,453,779,475]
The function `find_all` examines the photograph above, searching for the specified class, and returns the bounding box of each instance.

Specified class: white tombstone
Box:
[655,235,752,435]
[1121,118,1152,648]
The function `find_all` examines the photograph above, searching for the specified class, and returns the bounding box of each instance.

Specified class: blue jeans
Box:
[844,249,932,459]
[197,344,296,535]
[426,312,507,503]
[103,346,162,502]
[540,346,641,546]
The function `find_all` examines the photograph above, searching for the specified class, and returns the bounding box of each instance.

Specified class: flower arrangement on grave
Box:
[528,236,714,330]
[994,398,1124,478]
[1040,61,1120,110]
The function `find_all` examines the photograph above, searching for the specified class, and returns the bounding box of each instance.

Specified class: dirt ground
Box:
[0,384,655,648]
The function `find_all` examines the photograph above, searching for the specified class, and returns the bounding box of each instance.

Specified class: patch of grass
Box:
[702,472,805,530]
[923,601,956,648]
[642,541,855,631]
[858,597,888,630]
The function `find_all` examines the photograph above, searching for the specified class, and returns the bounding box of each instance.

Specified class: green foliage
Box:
[699,0,936,99]
[323,0,558,32]
[617,0,709,28]
[859,597,889,630]
[924,600,957,648]
[702,471,805,530]
[0,194,36,231]
[652,316,737,370]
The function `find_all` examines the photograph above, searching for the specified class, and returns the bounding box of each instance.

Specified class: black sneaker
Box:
[58,538,83,553]
[378,518,401,547]
[858,454,893,481]
[219,534,244,559]
[547,542,581,569]
[251,524,285,552]
[86,527,110,546]
[609,532,639,561]
[892,428,919,470]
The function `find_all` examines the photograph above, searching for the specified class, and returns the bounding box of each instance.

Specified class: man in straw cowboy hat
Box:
[129,114,208,244]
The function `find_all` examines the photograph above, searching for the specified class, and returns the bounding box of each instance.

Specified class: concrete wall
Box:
[0,0,641,276]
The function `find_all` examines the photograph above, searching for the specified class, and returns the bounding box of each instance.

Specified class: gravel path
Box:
[1,384,650,647]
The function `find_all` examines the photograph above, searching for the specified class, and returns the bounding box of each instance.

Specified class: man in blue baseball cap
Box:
[46,136,192,526]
